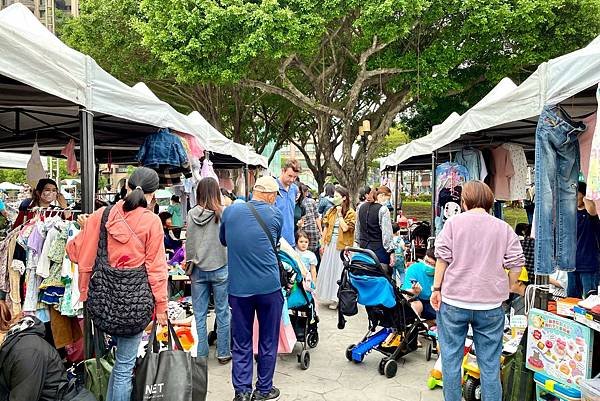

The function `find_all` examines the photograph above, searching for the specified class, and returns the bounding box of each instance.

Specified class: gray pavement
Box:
[205,305,445,401]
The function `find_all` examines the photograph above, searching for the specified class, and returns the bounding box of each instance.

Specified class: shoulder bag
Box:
[86,206,154,337]
[245,203,294,289]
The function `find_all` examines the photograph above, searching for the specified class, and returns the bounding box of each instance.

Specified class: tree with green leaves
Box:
[59,0,299,162]
[135,0,600,196]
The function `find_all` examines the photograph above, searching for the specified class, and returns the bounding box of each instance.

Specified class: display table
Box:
[574,313,600,333]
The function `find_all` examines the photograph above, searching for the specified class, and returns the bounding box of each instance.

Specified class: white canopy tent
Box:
[0,4,265,166]
[381,35,600,171]
[0,182,23,191]
[132,83,267,168]
[0,4,266,210]
[0,151,48,170]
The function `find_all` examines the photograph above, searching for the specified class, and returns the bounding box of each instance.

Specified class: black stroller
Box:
[338,247,436,378]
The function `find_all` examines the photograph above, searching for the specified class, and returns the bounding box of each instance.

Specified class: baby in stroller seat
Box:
[338,247,435,378]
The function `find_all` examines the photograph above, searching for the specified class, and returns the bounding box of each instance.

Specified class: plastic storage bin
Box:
[580,377,600,401]
[534,372,581,401]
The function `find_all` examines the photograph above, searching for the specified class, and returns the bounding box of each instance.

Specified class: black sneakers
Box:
[252,387,281,401]
[233,393,252,401]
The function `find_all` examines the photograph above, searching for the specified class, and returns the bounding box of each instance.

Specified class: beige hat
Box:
[253,176,279,193]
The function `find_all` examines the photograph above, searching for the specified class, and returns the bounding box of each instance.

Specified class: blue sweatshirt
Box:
[220,200,283,297]
[576,209,600,272]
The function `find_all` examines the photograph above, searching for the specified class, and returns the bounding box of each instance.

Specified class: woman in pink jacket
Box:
[431,180,524,401]
[67,167,168,401]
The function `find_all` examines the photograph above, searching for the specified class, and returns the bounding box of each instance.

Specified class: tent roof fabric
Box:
[0,4,267,168]
[381,37,600,171]
[0,150,48,169]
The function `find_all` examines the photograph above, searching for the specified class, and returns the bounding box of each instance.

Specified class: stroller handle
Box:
[341,247,381,265]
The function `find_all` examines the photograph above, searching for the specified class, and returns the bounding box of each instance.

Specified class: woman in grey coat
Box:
[186,177,231,363]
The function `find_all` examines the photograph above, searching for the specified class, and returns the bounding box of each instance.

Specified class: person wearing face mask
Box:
[401,247,437,321]
[354,186,396,269]
[12,179,70,229]
[317,186,356,310]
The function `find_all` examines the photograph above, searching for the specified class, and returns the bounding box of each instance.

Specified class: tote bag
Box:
[134,320,207,401]
[83,325,113,401]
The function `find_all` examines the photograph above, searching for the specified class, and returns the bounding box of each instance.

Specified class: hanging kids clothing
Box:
[585,86,600,200]
[434,162,469,233]
[502,143,528,200]
[136,128,192,186]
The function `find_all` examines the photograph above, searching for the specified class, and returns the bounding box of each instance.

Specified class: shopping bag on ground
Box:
[134,319,207,401]
[83,324,113,401]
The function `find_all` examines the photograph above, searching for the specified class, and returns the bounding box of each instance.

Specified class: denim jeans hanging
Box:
[534,105,585,275]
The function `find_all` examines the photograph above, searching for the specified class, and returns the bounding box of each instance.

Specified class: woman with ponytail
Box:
[67,167,167,401]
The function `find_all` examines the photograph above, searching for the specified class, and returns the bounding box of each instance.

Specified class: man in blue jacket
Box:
[220,176,283,401]
[275,159,300,247]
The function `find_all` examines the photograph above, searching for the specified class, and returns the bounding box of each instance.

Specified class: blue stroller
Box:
[279,247,319,370]
[338,247,434,378]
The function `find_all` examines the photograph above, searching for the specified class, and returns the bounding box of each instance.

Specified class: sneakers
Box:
[234,393,252,401]
[252,387,281,401]
[328,302,338,310]
[218,356,232,365]
[578,295,600,310]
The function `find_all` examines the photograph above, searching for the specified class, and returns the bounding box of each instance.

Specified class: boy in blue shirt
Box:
[402,247,437,321]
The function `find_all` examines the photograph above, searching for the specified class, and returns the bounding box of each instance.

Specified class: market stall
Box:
[381,35,600,401]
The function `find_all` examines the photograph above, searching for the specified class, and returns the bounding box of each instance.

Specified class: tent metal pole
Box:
[244,164,249,200]
[393,165,400,221]
[431,151,437,229]
[79,107,95,214]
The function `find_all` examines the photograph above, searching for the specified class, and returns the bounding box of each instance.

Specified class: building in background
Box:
[1,0,79,33]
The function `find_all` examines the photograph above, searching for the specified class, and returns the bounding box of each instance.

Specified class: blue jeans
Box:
[534,106,584,275]
[191,265,231,358]
[437,303,504,401]
[229,290,283,395]
[567,271,599,298]
[107,331,143,401]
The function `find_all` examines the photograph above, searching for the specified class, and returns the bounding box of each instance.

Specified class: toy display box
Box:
[534,372,581,401]
[526,309,595,387]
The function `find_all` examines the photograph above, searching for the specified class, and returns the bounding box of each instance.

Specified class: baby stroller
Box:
[279,247,320,370]
[339,247,434,378]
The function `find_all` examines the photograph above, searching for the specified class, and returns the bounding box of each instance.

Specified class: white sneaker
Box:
[328,302,338,310]
[578,295,600,309]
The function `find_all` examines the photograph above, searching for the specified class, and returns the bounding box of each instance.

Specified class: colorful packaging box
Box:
[526,308,595,387]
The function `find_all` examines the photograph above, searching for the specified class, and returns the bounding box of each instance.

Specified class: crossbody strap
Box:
[245,203,279,259]
[93,205,113,271]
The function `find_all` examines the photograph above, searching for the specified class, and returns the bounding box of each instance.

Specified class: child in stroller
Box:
[279,239,320,370]
[338,247,435,378]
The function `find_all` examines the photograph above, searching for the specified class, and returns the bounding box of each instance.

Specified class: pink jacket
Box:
[66,201,168,314]
[434,211,524,305]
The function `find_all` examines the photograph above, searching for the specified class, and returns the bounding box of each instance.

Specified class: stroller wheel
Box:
[307,332,319,348]
[384,359,398,378]
[345,344,356,362]
[207,331,217,346]
[300,350,310,370]
[378,358,387,375]
[425,343,433,361]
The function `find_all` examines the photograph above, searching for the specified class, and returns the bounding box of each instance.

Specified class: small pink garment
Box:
[175,131,205,159]
[201,159,219,182]
[578,113,600,209]
[60,139,78,174]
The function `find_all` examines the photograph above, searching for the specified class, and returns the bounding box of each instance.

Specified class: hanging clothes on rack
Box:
[454,148,487,181]
[578,111,600,210]
[136,128,192,186]
[585,86,600,200]
[434,162,469,233]
[490,145,515,201]
[27,142,47,188]
[502,143,528,200]
[175,131,205,159]
[60,139,78,175]
[534,105,585,275]
[200,158,219,182]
